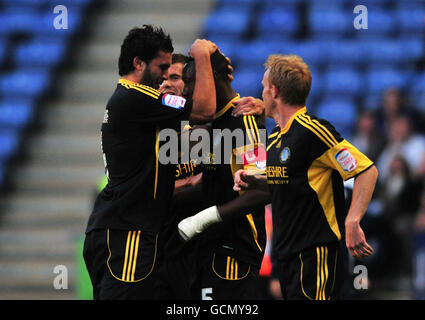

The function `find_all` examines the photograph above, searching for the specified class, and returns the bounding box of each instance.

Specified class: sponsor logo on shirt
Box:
[162,94,186,109]
[241,146,267,170]
[335,148,357,172]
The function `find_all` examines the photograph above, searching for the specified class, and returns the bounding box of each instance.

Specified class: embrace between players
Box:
[83,25,378,300]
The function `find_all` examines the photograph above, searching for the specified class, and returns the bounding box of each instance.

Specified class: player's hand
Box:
[345,220,374,259]
[233,169,255,191]
[187,172,202,187]
[232,97,265,117]
[189,39,217,57]
[225,57,234,82]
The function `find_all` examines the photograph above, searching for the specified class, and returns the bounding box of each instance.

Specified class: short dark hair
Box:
[118,25,173,76]
[211,50,230,82]
[182,50,229,83]
[172,53,189,65]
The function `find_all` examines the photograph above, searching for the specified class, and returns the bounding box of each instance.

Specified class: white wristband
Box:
[178,205,222,241]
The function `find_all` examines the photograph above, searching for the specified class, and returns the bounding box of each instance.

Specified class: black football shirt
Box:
[266,107,374,261]
[86,79,193,234]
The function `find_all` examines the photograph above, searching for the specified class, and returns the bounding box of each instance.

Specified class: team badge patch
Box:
[335,148,357,172]
[279,147,290,164]
[162,94,186,109]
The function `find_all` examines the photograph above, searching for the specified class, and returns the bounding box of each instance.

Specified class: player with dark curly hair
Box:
[83,25,218,300]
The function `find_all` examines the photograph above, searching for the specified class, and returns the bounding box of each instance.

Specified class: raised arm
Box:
[188,39,217,123]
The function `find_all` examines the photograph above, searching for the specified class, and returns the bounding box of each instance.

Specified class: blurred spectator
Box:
[351,110,386,162]
[379,155,422,220]
[414,191,425,232]
[412,190,425,299]
[375,88,406,136]
[376,115,425,182]
[375,87,425,136]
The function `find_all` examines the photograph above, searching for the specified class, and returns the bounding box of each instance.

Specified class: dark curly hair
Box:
[118,25,173,76]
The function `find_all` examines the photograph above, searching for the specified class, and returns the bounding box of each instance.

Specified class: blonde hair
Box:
[265,54,312,106]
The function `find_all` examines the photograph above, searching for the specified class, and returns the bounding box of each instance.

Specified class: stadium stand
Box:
[0,0,98,298]
[0,0,423,300]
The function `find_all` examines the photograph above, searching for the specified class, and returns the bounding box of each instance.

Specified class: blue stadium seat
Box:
[307,66,323,104]
[2,0,91,5]
[14,38,67,67]
[366,69,409,94]
[0,100,35,129]
[233,40,285,66]
[263,0,305,5]
[395,7,425,34]
[0,39,7,65]
[316,98,358,138]
[257,7,299,39]
[324,68,363,97]
[0,71,50,98]
[203,37,241,62]
[285,41,326,66]
[0,162,4,186]
[1,0,43,5]
[409,73,425,112]
[309,9,352,38]
[216,0,260,9]
[1,0,92,8]
[0,10,40,35]
[0,7,83,37]
[364,40,404,64]
[45,0,92,7]
[326,40,365,65]
[400,38,424,62]
[359,10,395,35]
[345,0,392,9]
[363,93,383,111]
[0,130,20,161]
[266,117,277,136]
[204,9,251,39]
[309,0,344,10]
[232,67,263,98]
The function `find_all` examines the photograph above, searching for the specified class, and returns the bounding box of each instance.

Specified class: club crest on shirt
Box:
[162,94,186,109]
[279,147,290,164]
[335,148,357,172]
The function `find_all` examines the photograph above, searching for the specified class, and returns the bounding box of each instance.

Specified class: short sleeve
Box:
[316,139,374,181]
[118,84,193,128]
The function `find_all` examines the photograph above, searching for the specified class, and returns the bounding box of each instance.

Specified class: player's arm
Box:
[178,116,270,241]
[233,169,269,192]
[174,172,202,195]
[188,39,217,123]
[231,97,265,117]
[177,188,270,242]
[345,165,378,259]
[217,189,270,219]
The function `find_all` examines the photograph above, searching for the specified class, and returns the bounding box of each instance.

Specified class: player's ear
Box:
[133,57,146,73]
[271,85,279,99]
